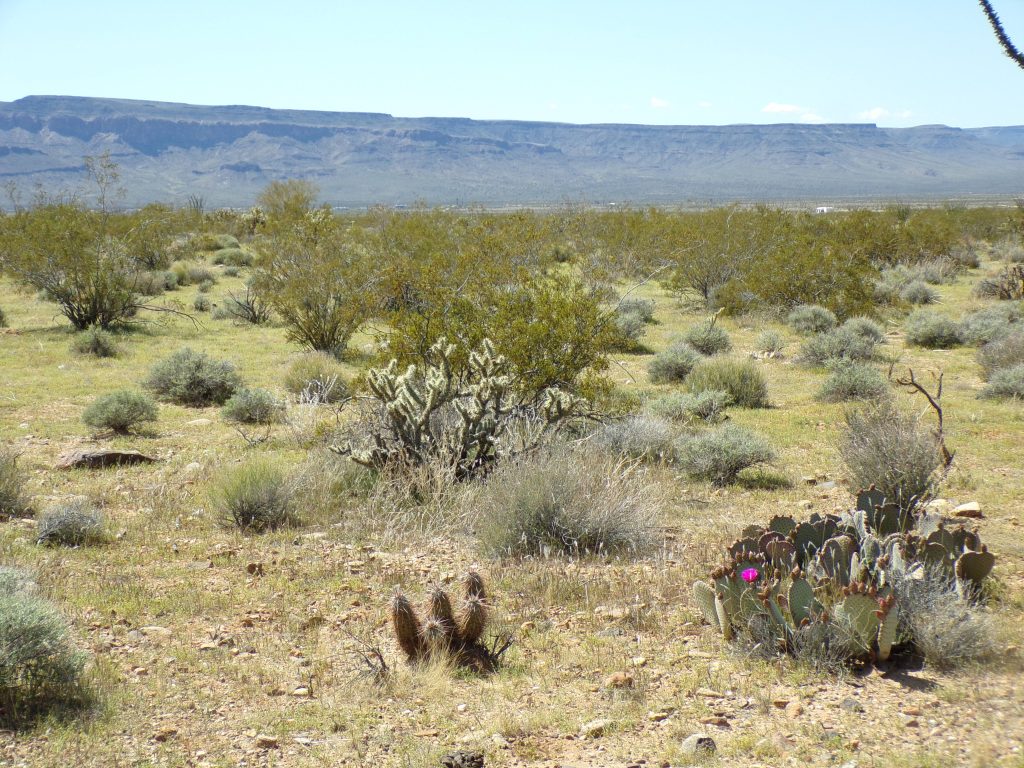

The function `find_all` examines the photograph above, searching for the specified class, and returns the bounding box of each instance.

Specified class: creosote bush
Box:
[647,342,703,384]
[284,353,349,403]
[839,400,941,508]
[685,357,769,408]
[683,319,731,355]
[211,459,296,532]
[221,388,285,424]
[0,448,30,520]
[144,348,242,407]
[980,364,1024,400]
[676,424,776,485]
[904,310,965,349]
[816,361,890,403]
[787,304,837,335]
[801,327,877,366]
[0,569,88,725]
[82,390,158,434]
[36,499,105,547]
[71,327,120,358]
[475,449,659,558]
[977,331,1024,379]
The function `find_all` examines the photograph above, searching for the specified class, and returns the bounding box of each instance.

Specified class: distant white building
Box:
[814,206,836,214]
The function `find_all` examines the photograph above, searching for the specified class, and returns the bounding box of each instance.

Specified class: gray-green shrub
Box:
[904,310,965,349]
[211,247,252,267]
[647,342,703,384]
[284,353,349,403]
[676,424,776,485]
[801,327,877,365]
[193,294,211,312]
[754,329,785,355]
[647,390,733,423]
[211,459,296,532]
[611,310,647,351]
[961,303,1020,345]
[683,321,731,355]
[0,448,30,520]
[787,304,837,334]
[144,348,242,407]
[71,327,119,358]
[616,298,655,323]
[221,388,285,425]
[899,280,939,305]
[977,331,1024,379]
[475,449,659,558]
[840,316,886,345]
[980,364,1024,399]
[593,414,678,463]
[816,361,890,403]
[36,499,105,547]
[82,390,158,434]
[685,358,769,408]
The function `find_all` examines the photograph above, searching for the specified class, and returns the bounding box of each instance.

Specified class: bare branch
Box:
[979,0,1024,70]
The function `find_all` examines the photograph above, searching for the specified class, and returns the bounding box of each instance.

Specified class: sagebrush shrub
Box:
[0,571,87,723]
[840,316,886,345]
[787,304,837,334]
[284,353,349,403]
[211,247,252,267]
[839,400,941,508]
[816,361,890,403]
[144,348,241,407]
[82,390,158,434]
[977,331,1024,379]
[913,258,959,285]
[593,414,678,463]
[685,358,769,408]
[801,327,877,365]
[475,449,659,558]
[647,390,733,423]
[194,233,239,251]
[647,342,703,384]
[683,321,731,355]
[949,245,981,269]
[221,388,284,424]
[755,329,785,355]
[187,266,216,286]
[904,310,965,349]
[211,460,296,532]
[71,327,120,358]
[961,303,1020,345]
[36,500,105,547]
[193,294,211,312]
[616,298,655,323]
[980,364,1024,399]
[899,280,939,305]
[0,448,30,520]
[676,424,776,485]
[611,310,647,351]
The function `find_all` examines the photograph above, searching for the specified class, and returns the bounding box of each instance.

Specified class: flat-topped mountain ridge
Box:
[1,95,1022,206]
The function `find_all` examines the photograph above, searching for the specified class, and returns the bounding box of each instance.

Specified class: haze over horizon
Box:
[1,1,1022,129]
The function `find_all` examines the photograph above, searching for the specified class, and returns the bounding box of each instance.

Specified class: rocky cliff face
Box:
[1,95,1022,207]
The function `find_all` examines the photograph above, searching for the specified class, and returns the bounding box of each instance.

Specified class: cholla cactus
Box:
[391,571,498,673]
[336,338,582,480]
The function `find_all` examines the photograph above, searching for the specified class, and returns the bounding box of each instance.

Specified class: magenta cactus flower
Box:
[740,567,759,583]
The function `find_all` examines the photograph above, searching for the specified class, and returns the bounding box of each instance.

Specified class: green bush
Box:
[144,348,242,407]
[611,310,648,351]
[676,424,776,485]
[685,358,769,408]
[899,280,939,305]
[904,310,965,349]
[980,364,1024,399]
[0,448,30,520]
[36,499,105,547]
[977,331,1024,379]
[187,266,216,286]
[593,415,678,463]
[194,233,239,251]
[787,304,837,334]
[801,327,877,365]
[284,353,349,403]
[211,286,271,325]
[961,303,1020,345]
[475,449,659,558]
[816,361,890,403]
[683,320,731,355]
[0,570,88,724]
[193,294,211,312]
[647,390,733,423]
[70,327,120,358]
[211,247,252,267]
[82,390,158,434]
[617,297,655,323]
[754,329,785,355]
[211,460,295,532]
[839,400,941,508]
[222,265,240,277]
[647,342,703,384]
[840,316,886,344]
[221,388,285,425]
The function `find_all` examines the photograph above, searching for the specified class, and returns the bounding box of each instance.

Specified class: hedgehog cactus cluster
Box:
[692,486,996,663]
[391,571,497,673]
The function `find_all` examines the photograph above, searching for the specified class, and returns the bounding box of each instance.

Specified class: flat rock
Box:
[954,501,983,518]
[680,733,717,755]
[57,449,157,469]
[580,718,613,738]
[186,418,213,427]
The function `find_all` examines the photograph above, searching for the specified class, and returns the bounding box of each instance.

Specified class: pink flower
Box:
[740,568,759,583]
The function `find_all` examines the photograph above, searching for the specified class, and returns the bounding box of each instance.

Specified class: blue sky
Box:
[1,1,1022,127]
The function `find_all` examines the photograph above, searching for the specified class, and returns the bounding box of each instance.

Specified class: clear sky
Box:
[1,1,1022,128]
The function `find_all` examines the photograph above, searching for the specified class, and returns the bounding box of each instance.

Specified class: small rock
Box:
[925,498,952,514]
[802,476,817,485]
[247,562,265,576]
[183,462,203,473]
[696,687,723,698]
[440,749,485,768]
[56,449,157,469]
[648,711,670,722]
[680,733,717,756]
[816,481,837,491]
[840,697,864,713]
[604,671,634,689]
[786,702,804,718]
[580,718,613,738]
[414,728,440,737]
[140,625,172,639]
[954,501,983,518]
[797,500,814,510]
[902,716,920,728]
[699,716,730,727]
[255,734,280,749]
[519,621,536,633]
[292,686,310,697]
[186,418,213,427]
[153,726,178,742]
[772,699,790,709]
[903,706,922,716]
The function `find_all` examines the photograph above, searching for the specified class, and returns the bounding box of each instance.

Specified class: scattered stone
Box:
[696,687,723,698]
[954,501,983,518]
[699,716,730,727]
[186,418,213,427]
[902,716,920,728]
[604,671,634,689]
[153,726,178,742]
[580,718,613,738]
[292,686,310,697]
[903,706,922,717]
[440,750,485,768]
[648,711,670,722]
[680,733,717,756]
[840,697,864,713]
[140,625,172,639]
[925,498,953,514]
[56,449,157,469]
[414,728,440,737]
[802,476,817,485]
[786,702,804,718]
[772,699,790,709]
[255,734,280,749]
[797,500,814,510]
